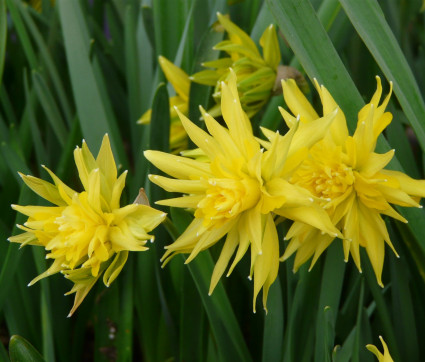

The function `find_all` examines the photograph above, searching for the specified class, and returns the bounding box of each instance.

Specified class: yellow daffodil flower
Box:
[367,336,394,362]
[138,56,189,153]
[190,13,281,118]
[280,77,425,286]
[10,135,166,316]
[145,70,340,312]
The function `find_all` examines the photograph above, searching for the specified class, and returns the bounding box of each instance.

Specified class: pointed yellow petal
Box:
[176,108,222,159]
[217,13,261,60]
[276,206,341,238]
[96,134,117,197]
[313,79,348,146]
[281,79,319,122]
[209,228,239,295]
[144,150,212,179]
[74,140,97,191]
[103,251,129,286]
[259,24,280,69]
[252,214,279,313]
[158,56,190,101]
[19,172,65,206]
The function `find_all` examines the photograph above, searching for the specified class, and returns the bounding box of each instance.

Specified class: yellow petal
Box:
[276,206,341,238]
[176,108,222,159]
[103,251,129,287]
[217,13,261,60]
[281,79,319,123]
[74,139,97,191]
[252,214,279,313]
[259,24,280,69]
[148,174,206,194]
[96,134,118,198]
[158,56,190,101]
[144,150,212,179]
[313,79,349,146]
[209,228,239,295]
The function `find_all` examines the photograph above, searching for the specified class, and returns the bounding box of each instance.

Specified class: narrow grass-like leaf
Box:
[32,71,67,147]
[0,85,18,126]
[261,277,283,362]
[16,0,72,125]
[23,71,48,169]
[31,248,55,362]
[389,224,419,361]
[361,250,400,361]
[338,0,425,151]
[0,0,6,85]
[1,142,30,181]
[116,258,134,361]
[5,0,37,69]
[57,0,126,163]
[283,265,322,362]
[179,264,205,362]
[352,280,364,362]
[315,242,345,361]
[153,0,185,60]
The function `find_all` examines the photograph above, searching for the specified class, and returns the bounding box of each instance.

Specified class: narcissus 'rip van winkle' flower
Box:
[280,77,425,286]
[138,56,189,152]
[145,70,340,312]
[10,135,166,316]
[191,13,281,118]
[367,336,394,362]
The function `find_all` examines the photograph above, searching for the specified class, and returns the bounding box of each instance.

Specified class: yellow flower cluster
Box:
[10,135,166,315]
[146,69,425,312]
[10,15,425,318]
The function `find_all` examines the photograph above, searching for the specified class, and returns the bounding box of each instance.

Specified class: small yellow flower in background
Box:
[367,336,394,361]
[145,70,340,311]
[280,77,425,286]
[138,56,189,153]
[190,13,281,118]
[10,135,166,316]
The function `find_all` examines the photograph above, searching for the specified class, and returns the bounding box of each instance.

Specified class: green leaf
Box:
[9,335,45,362]
[57,0,126,166]
[0,0,6,85]
[315,242,345,361]
[338,0,425,152]
[6,0,37,69]
[16,0,72,124]
[32,71,68,147]
[261,277,283,362]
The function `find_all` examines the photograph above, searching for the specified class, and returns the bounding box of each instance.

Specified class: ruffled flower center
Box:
[195,177,260,227]
[49,192,114,276]
[293,144,355,200]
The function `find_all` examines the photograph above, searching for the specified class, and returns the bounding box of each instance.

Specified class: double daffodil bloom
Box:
[138,56,189,152]
[145,70,340,311]
[10,135,166,316]
[367,336,394,362]
[191,13,281,118]
[280,77,425,286]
